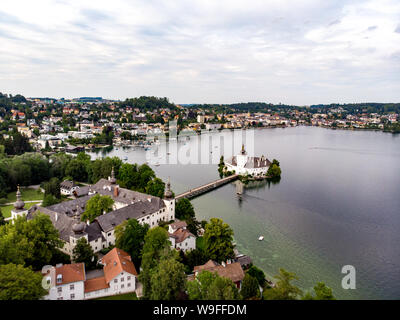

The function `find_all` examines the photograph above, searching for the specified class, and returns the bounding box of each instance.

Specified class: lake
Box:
[89,126,400,299]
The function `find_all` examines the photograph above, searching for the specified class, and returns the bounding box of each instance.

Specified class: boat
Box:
[258,236,264,241]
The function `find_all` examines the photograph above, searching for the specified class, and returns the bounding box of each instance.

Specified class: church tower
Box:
[163,177,175,221]
[11,185,29,222]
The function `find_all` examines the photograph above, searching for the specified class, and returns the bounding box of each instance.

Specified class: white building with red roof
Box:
[84,248,138,299]
[42,263,86,300]
[42,248,138,300]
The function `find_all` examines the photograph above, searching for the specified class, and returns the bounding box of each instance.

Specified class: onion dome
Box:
[14,185,25,210]
[164,177,173,199]
[72,221,86,234]
[72,211,85,234]
[109,166,116,184]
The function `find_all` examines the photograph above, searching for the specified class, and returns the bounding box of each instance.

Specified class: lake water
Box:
[89,126,400,299]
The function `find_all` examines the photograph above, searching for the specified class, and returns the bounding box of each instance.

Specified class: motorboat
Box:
[258,236,264,241]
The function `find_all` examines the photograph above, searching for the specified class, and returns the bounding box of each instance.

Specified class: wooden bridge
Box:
[175,174,239,200]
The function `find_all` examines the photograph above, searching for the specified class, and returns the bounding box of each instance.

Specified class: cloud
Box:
[0,0,399,104]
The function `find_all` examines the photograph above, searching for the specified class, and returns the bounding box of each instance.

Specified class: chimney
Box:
[114,186,119,197]
[55,212,58,221]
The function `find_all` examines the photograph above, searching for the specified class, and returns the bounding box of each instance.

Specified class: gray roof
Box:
[46,195,93,218]
[60,180,77,190]
[90,178,161,205]
[73,185,90,197]
[226,156,271,168]
[96,198,166,232]
[27,180,167,242]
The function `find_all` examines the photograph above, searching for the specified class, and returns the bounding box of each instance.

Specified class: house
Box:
[84,248,138,299]
[42,263,86,300]
[168,220,196,252]
[42,248,138,300]
[192,260,245,289]
[60,180,80,196]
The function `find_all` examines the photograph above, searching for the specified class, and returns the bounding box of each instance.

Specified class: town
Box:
[0,94,399,158]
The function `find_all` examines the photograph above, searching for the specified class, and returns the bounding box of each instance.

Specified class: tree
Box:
[118,163,138,189]
[0,208,5,226]
[175,198,195,220]
[145,178,165,198]
[263,268,302,300]
[72,238,98,270]
[0,221,33,265]
[185,248,209,272]
[115,219,149,268]
[247,265,266,287]
[241,273,260,299]
[302,282,335,300]
[42,194,61,207]
[43,177,61,199]
[139,227,172,299]
[14,213,63,270]
[203,218,234,263]
[267,159,281,179]
[0,264,47,300]
[149,257,187,300]
[187,270,240,300]
[81,194,114,223]
[65,159,88,182]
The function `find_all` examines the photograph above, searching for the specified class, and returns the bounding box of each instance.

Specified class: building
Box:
[42,263,86,300]
[42,248,138,300]
[10,186,29,221]
[168,220,196,252]
[192,260,245,289]
[26,168,175,257]
[60,180,80,196]
[225,144,271,177]
[84,248,138,299]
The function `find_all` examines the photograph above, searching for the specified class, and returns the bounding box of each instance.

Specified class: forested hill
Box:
[188,102,400,114]
[0,93,28,110]
[119,96,176,111]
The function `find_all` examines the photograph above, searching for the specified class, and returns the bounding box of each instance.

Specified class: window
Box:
[121,277,124,282]
[127,283,131,287]
[70,294,75,299]
[127,276,131,281]
[114,279,118,283]
[108,232,111,236]
[57,287,62,293]
[70,284,74,290]
[121,284,124,289]
[57,297,63,300]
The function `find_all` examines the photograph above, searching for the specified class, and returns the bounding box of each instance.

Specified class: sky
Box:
[0,0,400,105]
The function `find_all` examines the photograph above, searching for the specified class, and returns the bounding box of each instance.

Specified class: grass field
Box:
[94,292,138,300]
[0,202,41,218]
[5,188,44,202]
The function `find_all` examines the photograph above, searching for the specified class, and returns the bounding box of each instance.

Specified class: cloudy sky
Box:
[0,0,399,105]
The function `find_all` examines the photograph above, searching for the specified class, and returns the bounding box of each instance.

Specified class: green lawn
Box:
[0,202,41,218]
[6,188,44,202]
[94,292,138,300]
[196,236,205,250]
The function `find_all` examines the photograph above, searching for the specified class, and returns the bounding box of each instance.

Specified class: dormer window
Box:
[57,274,62,284]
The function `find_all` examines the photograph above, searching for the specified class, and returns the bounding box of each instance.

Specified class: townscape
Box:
[0,94,399,158]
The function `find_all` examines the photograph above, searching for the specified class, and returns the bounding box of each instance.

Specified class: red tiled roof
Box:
[55,263,85,285]
[84,276,109,293]
[100,248,138,283]
[194,260,245,283]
